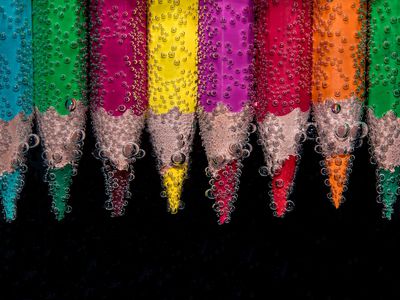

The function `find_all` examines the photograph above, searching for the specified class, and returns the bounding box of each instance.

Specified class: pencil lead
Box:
[270,156,297,217]
[48,164,73,221]
[0,170,24,222]
[325,154,351,209]
[162,165,188,214]
[377,168,400,220]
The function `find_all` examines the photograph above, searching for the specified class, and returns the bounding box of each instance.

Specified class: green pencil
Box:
[367,1,400,219]
[33,0,88,220]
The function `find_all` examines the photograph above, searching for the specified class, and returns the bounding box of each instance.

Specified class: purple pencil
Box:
[198,0,255,224]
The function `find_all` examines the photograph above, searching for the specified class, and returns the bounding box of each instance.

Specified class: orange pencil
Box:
[312,0,367,208]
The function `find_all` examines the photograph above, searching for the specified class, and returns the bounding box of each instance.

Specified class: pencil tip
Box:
[162,164,188,214]
[0,170,24,222]
[104,164,131,217]
[325,154,351,209]
[209,160,239,225]
[377,168,400,220]
[48,164,73,221]
[271,156,297,218]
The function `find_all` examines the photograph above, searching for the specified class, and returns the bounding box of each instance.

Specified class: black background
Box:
[1,119,399,299]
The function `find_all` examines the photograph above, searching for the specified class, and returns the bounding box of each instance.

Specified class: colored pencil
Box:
[254,0,313,217]
[312,0,367,208]
[147,0,199,214]
[367,0,400,219]
[33,0,88,220]
[198,0,255,224]
[90,0,147,217]
[0,0,34,221]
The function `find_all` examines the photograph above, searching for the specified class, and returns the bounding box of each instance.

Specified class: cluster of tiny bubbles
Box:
[309,109,369,156]
[204,121,255,201]
[93,140,145,163]
[93,141,144,214]
[48,128,84,174]
[203,118,256,209]
[7,131,38,177]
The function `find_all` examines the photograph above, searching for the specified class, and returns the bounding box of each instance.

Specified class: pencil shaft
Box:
[312,0,366,103]
[198,0,254,113]
[90,0,147,116]
[254,0,312,120]
[148,0,198,115]
[368,1,400,117]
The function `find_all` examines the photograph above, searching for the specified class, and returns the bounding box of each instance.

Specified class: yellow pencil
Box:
[147,0,198,214]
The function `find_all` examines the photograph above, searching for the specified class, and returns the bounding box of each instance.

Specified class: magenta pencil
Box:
[90,0,148,216]
[198,0,255,224]
[254,0,313,216]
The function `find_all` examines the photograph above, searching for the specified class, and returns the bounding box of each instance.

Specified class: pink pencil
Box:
[90,0,148,216]
[198,0,255,224]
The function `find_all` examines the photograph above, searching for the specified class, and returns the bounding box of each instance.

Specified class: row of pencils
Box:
[0,0,398,223]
